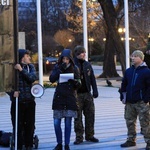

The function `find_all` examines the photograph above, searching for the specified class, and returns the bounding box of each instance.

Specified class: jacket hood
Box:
[132,62,148,69]
[58,49,74,65]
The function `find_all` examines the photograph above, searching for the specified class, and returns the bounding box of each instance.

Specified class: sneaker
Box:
[53,144,62,150]
[120,141,136,147]
[85,137,99,142]
[64,145,70,150]
[146,143,150,150]
[74,139,83,145]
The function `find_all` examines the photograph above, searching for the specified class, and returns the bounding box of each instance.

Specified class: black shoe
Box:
[64,145,70,150]
[74,139,83,145]
[26,147,33,150]
[53,144,62,150]
[86,137,99,142]
[120,141,136,147]
[146,143,150,150]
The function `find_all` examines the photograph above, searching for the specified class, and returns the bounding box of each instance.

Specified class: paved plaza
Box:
[0,66,147,150]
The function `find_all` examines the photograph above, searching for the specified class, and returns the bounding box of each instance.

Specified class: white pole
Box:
[14,97,18,150]
[83,0,88,61]
[37,0,43,86]
[124,0,130,69]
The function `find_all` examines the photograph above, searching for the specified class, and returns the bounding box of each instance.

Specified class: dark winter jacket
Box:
[18,63,37,101]
[49,49,81,110]
[144,52,150,68]
[121,62,150,103]
[74,57,98,98]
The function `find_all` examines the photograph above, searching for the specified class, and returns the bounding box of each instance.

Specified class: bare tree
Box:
[54,30,75,48]
[97,0,125,77]
[97,0,150,77]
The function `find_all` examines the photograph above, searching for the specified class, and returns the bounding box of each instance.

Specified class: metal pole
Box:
[13,0,19,149]
[37,0,43,86]
[83,0,88,61]
[124,0,130,69]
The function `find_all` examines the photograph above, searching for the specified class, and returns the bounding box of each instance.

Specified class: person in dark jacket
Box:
[144,50,150,68]
[11,49,37,150]
[49,49,81,150]
[73,45,99,145]
[120,50,150,150]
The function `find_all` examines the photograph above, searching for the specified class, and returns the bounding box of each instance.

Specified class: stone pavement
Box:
[0,66,147,150]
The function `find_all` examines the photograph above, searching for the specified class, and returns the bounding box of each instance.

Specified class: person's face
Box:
[62,56,70,65]
[21,54,31,64]
[77,52,86,60]
[130,55,143,67]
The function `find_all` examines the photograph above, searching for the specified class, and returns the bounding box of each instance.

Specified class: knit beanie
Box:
[19,49,29,62]
[74,45,86,56]
[132,50,145,60]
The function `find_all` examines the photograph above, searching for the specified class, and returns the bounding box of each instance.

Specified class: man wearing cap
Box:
[73,45,99,145]
[120,50,150,150]
[11,49,37,150]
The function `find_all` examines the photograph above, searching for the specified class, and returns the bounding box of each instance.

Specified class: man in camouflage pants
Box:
[73,45,99,145]
[120,50,150,150]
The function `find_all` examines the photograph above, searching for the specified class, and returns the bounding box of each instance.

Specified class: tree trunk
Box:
[98,0,126,77]
[99,31,120,78]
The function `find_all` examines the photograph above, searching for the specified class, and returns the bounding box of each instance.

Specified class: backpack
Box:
[0,131,12,147]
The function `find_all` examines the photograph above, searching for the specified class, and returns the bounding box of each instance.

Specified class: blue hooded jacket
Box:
[121,62,150,103]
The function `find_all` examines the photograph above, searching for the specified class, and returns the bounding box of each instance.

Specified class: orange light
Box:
[46,60,49,64]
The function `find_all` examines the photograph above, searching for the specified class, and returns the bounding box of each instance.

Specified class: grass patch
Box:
[43,82,57,88]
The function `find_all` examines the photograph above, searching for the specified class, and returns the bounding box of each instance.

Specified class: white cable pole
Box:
[15,97,18,150]
[37,0,43,86]
[83,0,88,61]
[124,0,130,69]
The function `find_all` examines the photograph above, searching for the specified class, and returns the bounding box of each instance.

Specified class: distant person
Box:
[11,49,37,150]
[73,45,99,145]
[120,50,150,150]
[49,49,81,150]
[144,49,150,68]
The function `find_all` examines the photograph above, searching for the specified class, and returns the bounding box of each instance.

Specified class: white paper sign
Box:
[59,73,74,83]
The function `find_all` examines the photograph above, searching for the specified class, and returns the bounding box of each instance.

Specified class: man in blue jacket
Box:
[120,50,150,150]
[73,45,99,145]
[11,49,37,150]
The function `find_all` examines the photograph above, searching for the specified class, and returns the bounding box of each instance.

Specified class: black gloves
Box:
[93,92,98,98]
[68,79,80,88]
[68,79,77,84]
[59,63,67,72]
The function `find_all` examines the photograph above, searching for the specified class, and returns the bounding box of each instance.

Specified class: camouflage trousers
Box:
[74,92,95,140]
[124,101,150,143]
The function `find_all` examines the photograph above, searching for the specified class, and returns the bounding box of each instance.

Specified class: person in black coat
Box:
[49,49,81,150]
[73,45,99,145]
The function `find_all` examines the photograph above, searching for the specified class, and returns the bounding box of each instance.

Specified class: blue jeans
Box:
[54,117,72,145]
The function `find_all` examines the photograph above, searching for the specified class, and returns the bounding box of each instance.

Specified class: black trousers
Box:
[11,100,36,148]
